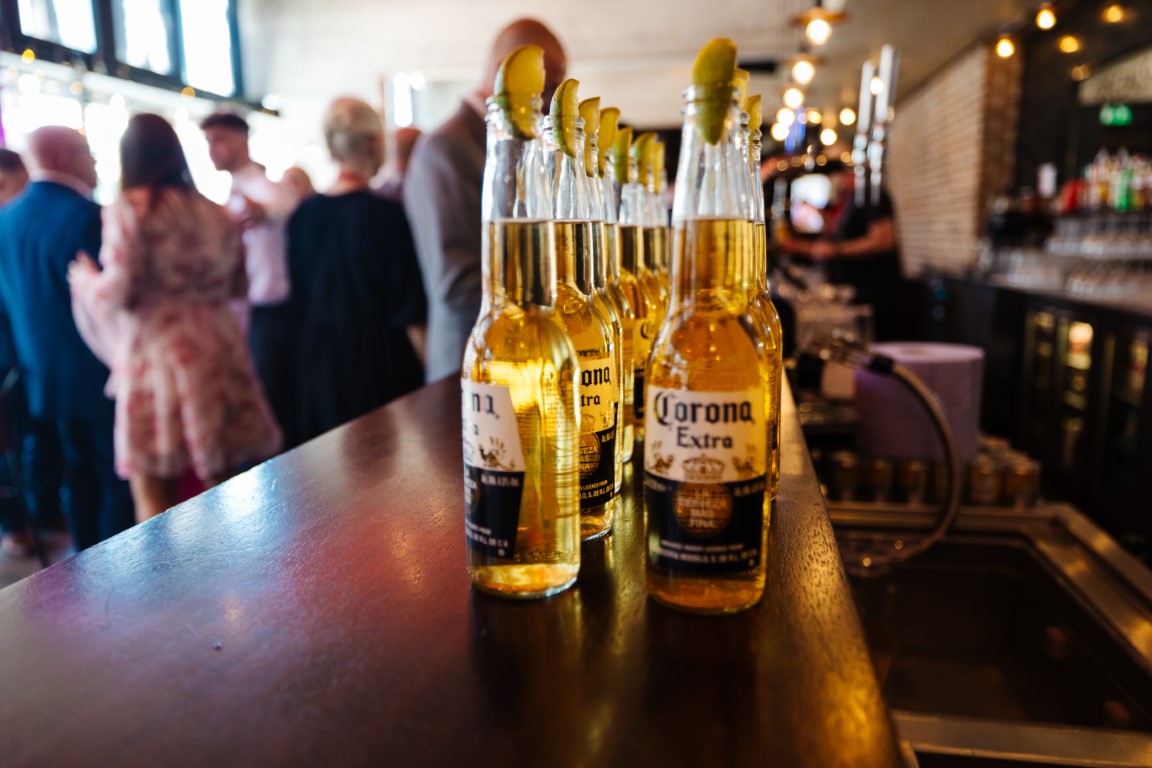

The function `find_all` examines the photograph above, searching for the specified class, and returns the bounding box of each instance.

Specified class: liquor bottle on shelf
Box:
[598,108,637,463]
[581,97,626,493]
[611,127,659,447]
[644,38,777,614]
[461,45,580,598]
[543,80,620,540]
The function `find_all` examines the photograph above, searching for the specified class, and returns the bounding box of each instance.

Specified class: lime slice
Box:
[747,94,763,133]
[631,132,656,188]
[652,137,666,190]
[610,126,633,184]
[733,68,750,113]
[492,44,545,140]
[692,38,738,88]
[549,78,580,157]
[598,107,620,178]
[690,38,738,144]
[579,97,601,177]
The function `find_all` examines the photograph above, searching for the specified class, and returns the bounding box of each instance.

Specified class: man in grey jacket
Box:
[404,18,566,382]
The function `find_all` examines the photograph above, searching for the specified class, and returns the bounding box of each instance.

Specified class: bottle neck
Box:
[670,86,746,309]
[482,103,554,308]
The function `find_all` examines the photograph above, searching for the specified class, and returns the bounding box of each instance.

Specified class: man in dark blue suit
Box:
[0,126,133,551]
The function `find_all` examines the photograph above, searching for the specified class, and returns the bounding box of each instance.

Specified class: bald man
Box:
[404,18,567,382]
[0,126,133,552]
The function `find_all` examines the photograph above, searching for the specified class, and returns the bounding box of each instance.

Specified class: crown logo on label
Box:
[682,455,725,482]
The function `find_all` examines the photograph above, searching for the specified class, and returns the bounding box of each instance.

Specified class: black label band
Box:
[644,472,765,575]
[464,465,525,558]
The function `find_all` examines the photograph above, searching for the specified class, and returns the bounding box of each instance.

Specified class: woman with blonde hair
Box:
[279,97,426,447]
[70,113,281,520]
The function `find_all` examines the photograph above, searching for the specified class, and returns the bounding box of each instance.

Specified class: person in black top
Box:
[787,163,903,340]
[283,97,426,447]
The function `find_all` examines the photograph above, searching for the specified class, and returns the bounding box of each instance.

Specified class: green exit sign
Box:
[1100,103,1133,126]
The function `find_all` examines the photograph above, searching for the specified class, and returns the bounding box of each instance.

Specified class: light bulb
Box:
[776,107,796,127]
[792,59,815,85]
[783,87,804,109]
[770,122,790,142]
[1103,4,1127,23]
[808,110,823,125]
[820,128,838,146]
[996,35,1016,58]
[1058,35,1081,53]
[1036,3,1056,30]
[839,107,856,126]
[806,18,832,46]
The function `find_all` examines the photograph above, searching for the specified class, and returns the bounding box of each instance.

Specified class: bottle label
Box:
[578,355,618,508]
[633,367,646,421]
[644,386,767,574]
[462,380,525,557]
[633,318,653,421]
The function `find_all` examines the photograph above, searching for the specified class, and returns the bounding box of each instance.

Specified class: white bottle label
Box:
[577,354,617,507]
[462,380,524,472]
[462,380,525,557]
[644,387,767,482]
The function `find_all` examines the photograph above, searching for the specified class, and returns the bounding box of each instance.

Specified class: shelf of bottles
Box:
[982,151,1152,310]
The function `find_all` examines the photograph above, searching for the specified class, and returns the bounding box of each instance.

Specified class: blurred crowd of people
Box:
[0,88,430,557]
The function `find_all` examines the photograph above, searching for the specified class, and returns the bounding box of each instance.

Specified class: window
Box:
[16,0,97,52]
[179,0,235,96]
[113,0,177,76]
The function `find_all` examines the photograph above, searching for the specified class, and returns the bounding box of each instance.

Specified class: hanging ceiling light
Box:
[820,128,838,146]
[776,107,796,127]
[839,107,856,126]
[792,1,847,48]
[770,122,790,142]
[783,86,805,110]
[791,55,818,86]
[1035,3,1057,30]
[995,33,1016,58]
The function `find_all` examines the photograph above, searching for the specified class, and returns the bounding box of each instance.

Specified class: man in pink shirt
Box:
[201,112,296,441]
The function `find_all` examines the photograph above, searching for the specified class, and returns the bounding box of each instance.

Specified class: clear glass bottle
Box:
[462,99,580,598]
[644,84,774,614]
[600,125,636,463]
[745,114,784,499]
[583,112,627,493]
[633,134,670,321]
[544,100,619,540]
[614,132,660,447]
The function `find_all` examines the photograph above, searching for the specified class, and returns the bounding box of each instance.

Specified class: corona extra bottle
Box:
[461,45,580,598]
[746,94,784,498]
[581,98,626,494]
[598,109,636,463]
[544,81,620,539]
[644,39,773,613]
[633,132,670,320]
[613,128,659,447]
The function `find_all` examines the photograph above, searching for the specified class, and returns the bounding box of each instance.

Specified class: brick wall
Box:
[888,45,1021,276]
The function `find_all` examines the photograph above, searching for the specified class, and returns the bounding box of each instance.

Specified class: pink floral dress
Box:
[71,187,282,481]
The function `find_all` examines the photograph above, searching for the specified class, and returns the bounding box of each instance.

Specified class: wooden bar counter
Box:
[0,377,903,767]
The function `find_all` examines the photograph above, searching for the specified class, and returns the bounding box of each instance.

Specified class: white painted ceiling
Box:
[247,0,1039,127]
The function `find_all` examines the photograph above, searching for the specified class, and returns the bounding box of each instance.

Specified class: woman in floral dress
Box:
[70,113,281,521]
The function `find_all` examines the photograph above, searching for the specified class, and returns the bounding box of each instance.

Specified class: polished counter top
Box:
[0,377,902,768]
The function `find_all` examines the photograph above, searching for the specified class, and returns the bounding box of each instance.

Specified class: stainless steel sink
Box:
[827,501,1152,767]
